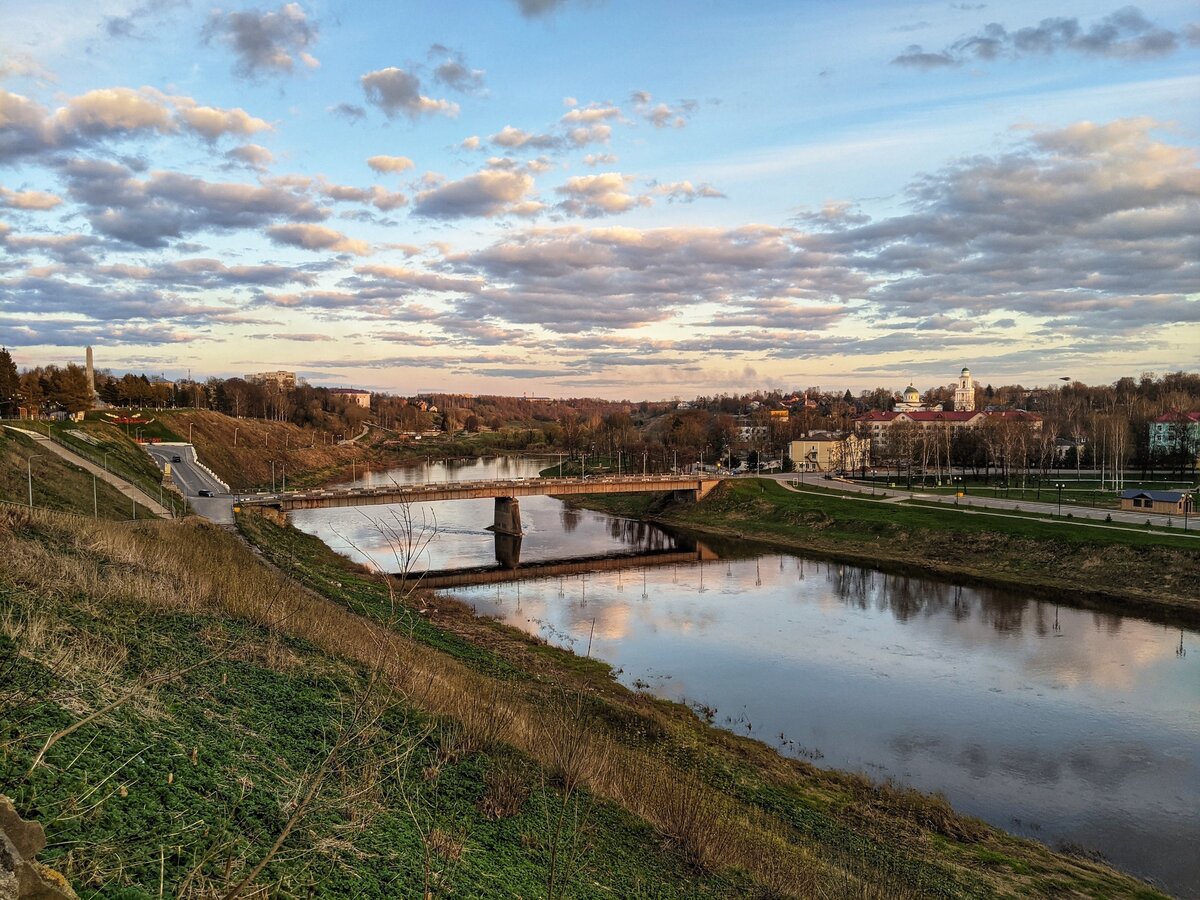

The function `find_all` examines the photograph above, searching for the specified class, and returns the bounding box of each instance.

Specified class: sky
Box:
[1,0,1197,400]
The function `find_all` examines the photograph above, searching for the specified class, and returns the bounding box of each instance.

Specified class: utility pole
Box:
[93,474,98,519]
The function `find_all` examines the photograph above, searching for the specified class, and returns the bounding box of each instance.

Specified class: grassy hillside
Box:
[572,479,1200,624]
[0,505,1166,898]
[0,427,158,520]
[8,417,177,508]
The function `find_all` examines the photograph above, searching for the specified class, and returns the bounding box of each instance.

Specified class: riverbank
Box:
[233,508,1169,897]
[563,479,1200,628]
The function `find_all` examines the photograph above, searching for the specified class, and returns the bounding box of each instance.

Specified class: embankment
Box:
[565,479,1200,627]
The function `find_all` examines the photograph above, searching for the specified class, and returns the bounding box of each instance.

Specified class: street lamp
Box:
[103,450,112,472]
[1055,482,1065,517]
[26,455,42,507]
[233,427,239,447]
[188,422,194,444]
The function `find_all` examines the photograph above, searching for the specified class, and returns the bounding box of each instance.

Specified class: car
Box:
[171,455,182,463]
[197,489,214,497]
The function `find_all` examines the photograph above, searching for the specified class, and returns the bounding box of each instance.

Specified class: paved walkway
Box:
[6,426,172,518]
[770,474,1200,539]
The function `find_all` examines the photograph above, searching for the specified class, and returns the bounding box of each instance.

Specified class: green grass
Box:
[0,427,157,520]
[705,479,1200,550]
[231,508,1170,898]
[1,585,743,898]
[0,503,1170,898]
[236,511,525,681]
[9,418,181,512]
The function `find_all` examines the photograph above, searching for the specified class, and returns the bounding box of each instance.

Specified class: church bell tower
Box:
[954,367,975,412]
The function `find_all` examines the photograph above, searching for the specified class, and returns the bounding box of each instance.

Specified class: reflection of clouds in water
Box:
[294,457,682,573]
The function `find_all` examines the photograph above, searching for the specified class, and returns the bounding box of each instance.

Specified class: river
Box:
[290,456,1200,897]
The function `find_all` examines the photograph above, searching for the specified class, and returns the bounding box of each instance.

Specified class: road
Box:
[145,443,235,524]
[769,472,1200,533]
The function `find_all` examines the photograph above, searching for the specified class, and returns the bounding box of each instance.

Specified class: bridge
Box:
[237,474,722,535]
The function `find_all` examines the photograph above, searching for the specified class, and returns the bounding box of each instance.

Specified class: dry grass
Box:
[0,505,1153,899]
[153,410,378,490]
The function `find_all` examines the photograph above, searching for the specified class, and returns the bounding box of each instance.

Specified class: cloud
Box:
[330,103,366,122]
[461,135,481,150]
[630,92,697,129]
[0,86,273,162]
[267,223,370,255]
[367,154,415,173]
[104,0,188,40]
[429,45,485,93]
[441,224,865,332]
[583,153,617,166]
[93,258,317,289]
[556,172,648,217]
[351,264,484,294]
[566,124,611,146]
[204,3,319,78]
[817,117,1199,331]
[247,332,335,342]
[512,0,570,17]
[225,143,274,171]
[360,67,459,119]
[893,6,1188,68]
[0,187,62,209]
[561,103,621,125]
[58,159,327,247]
[490,125,561,150]
[413,169,540,219]
[173,101,271,140]
[647,181,726,203]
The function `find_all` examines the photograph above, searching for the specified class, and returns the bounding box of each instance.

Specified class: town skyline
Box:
[2,0,1198,399]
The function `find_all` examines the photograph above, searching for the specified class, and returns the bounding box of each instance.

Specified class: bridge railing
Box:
[238,473,718,503]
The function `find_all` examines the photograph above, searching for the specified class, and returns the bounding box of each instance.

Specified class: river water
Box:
[290,457,1200,896]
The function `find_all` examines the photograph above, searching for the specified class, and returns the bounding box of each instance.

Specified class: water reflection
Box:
[291,456,685,573]
[453,555,1200,896]
[292,456,1199,895]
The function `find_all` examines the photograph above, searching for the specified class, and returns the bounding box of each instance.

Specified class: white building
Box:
[894,384,925,412]
[954,367,976,412]
[330,388,371,408]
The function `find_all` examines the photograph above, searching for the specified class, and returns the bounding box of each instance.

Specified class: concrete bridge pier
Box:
[494,532,523,569]
[491,496,523,536]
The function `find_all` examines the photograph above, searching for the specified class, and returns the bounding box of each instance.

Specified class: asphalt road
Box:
[145,443,235,525]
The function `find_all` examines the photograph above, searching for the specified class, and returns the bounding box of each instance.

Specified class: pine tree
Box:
[0,347,18,416]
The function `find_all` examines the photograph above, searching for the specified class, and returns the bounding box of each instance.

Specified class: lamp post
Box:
[1055,482,1065,517]
[233,427,239,447]
[188,422,194,444]
[26,455,42,507]
[103,450,112,473]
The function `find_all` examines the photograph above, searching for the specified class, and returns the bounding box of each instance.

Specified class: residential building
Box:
[788,433,870,472]
[1149,412,1200,461]
[1119,489,1194,515]
[246,370,297,390]
[853,409,1042,455]
[330,388,371,408]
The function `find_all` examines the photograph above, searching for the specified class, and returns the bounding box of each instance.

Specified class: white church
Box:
[894,367,976,412]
